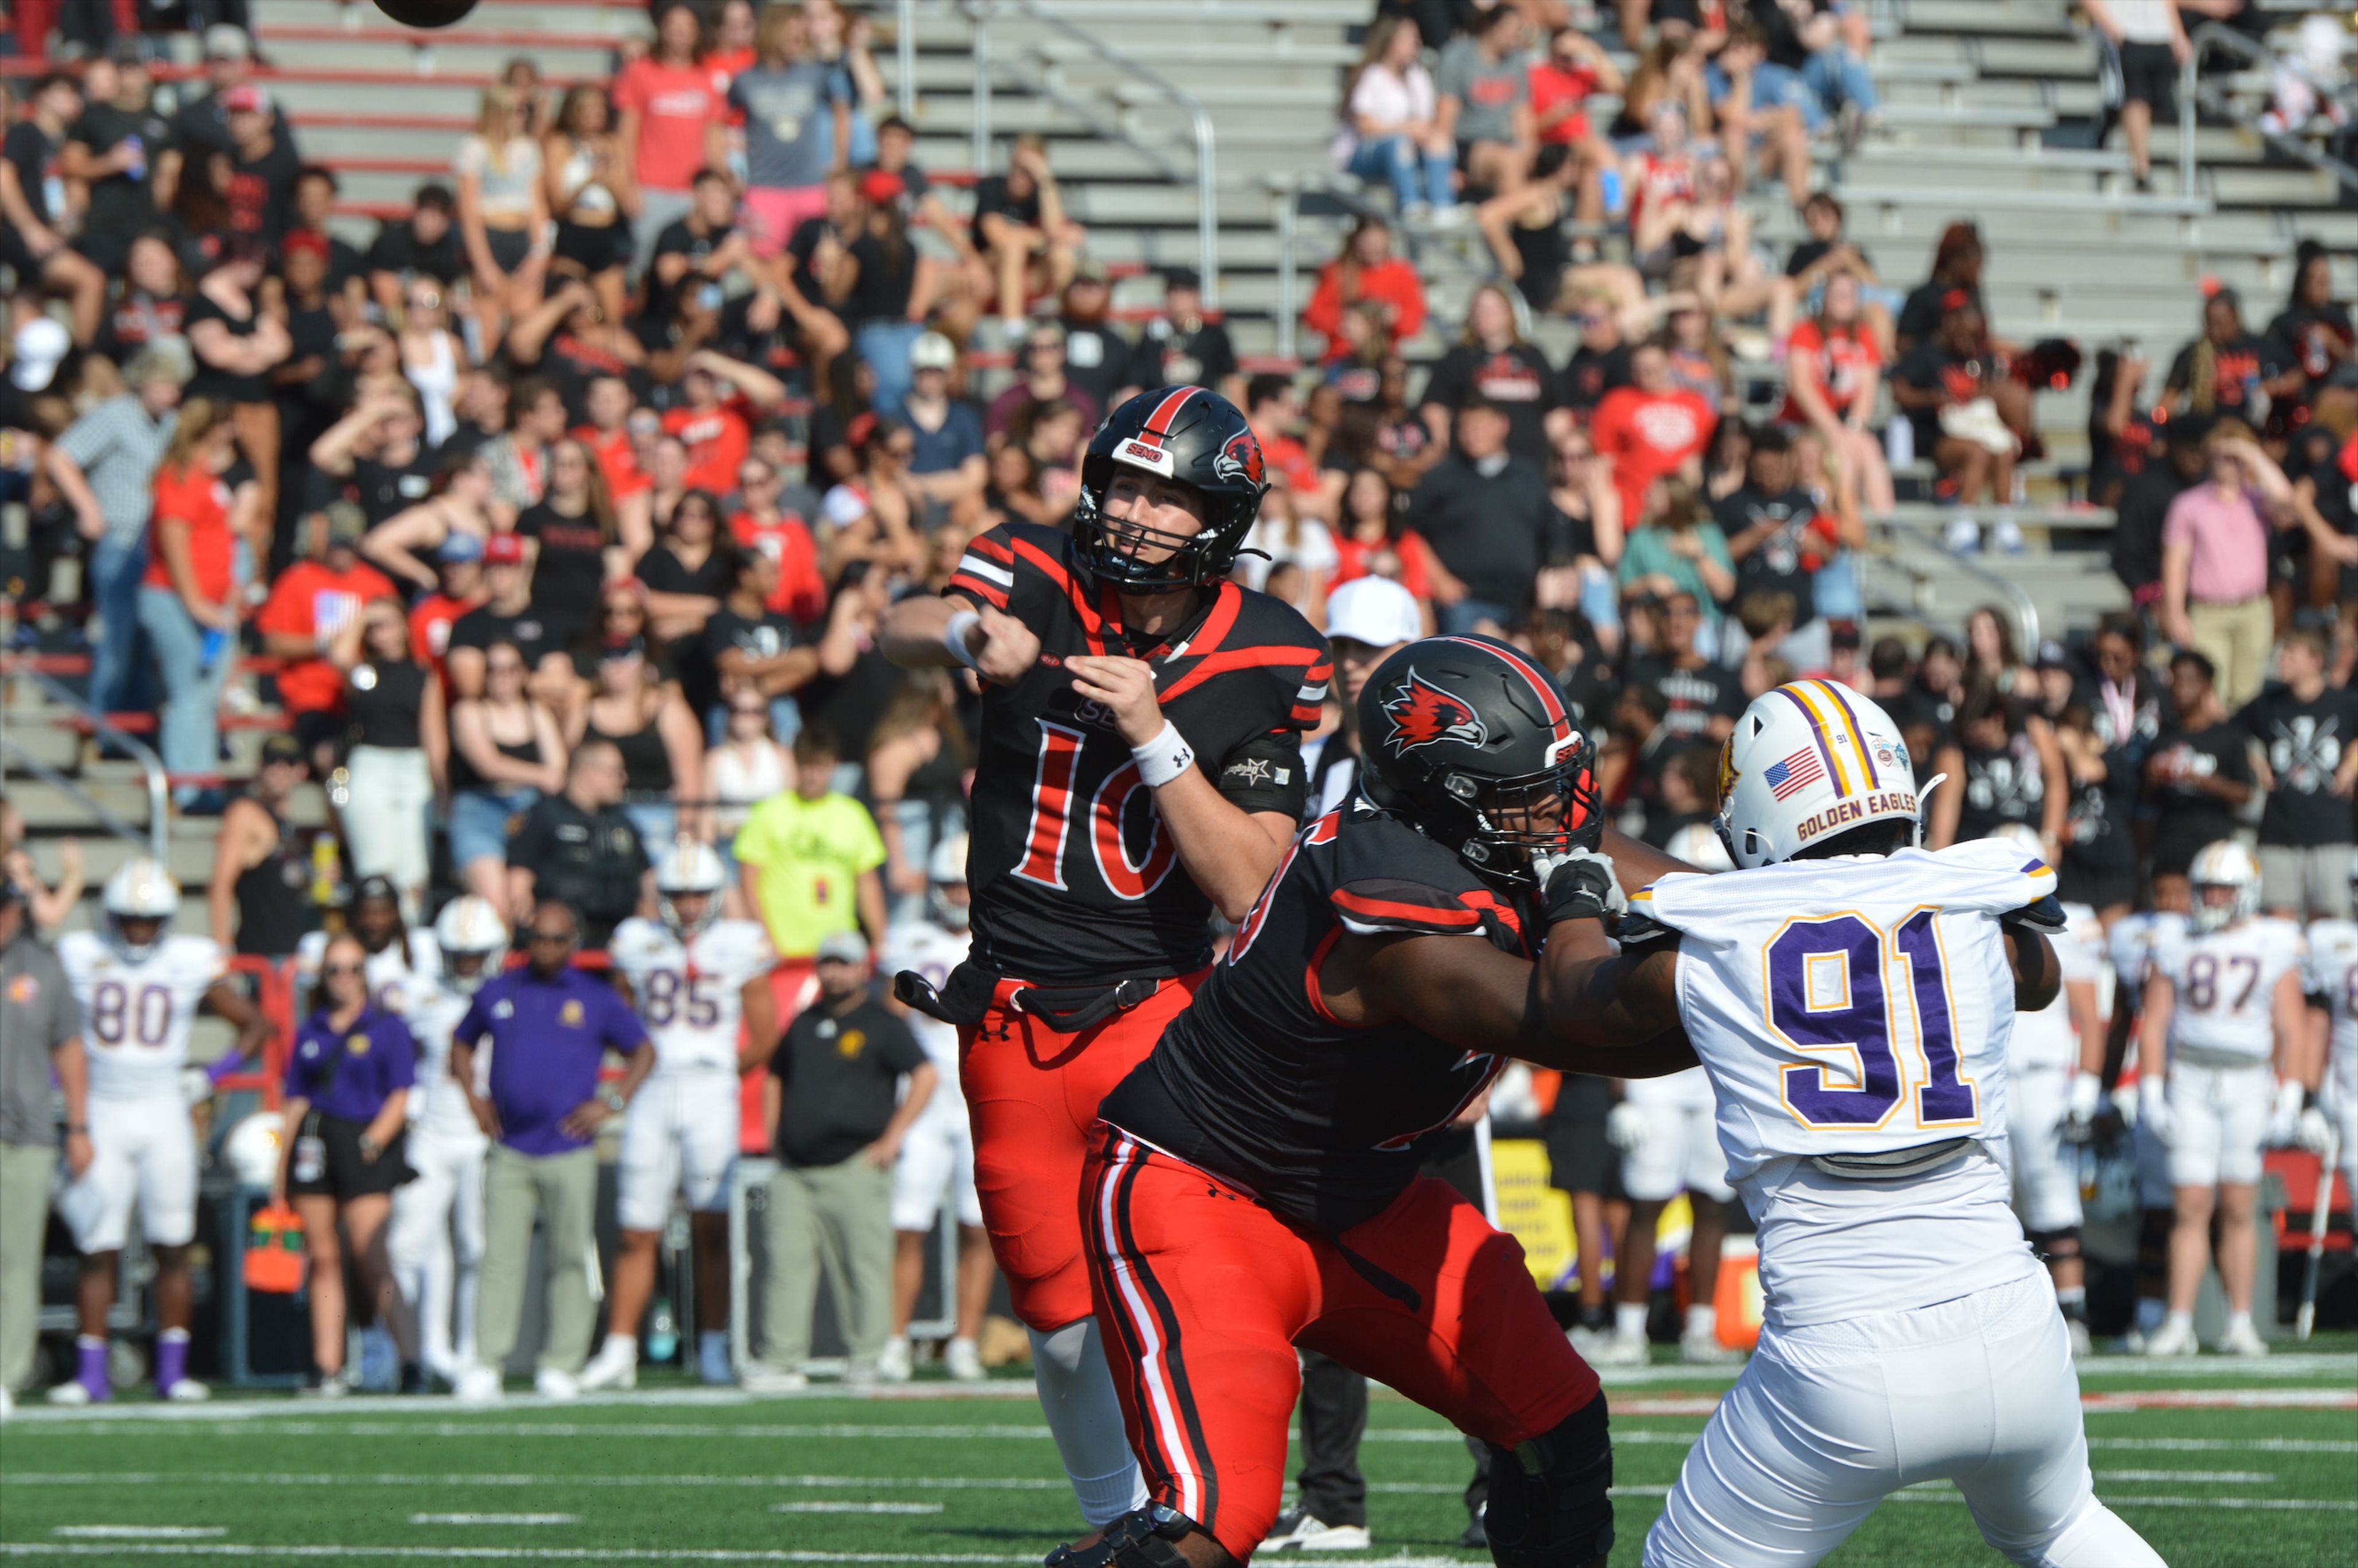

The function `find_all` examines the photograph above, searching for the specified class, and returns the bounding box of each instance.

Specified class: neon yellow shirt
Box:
[731,791,887,958]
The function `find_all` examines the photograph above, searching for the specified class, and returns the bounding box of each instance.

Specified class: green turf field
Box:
[2,1340,2354,1566]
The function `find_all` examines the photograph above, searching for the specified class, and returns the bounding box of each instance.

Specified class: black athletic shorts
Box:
[288,1111,413,1201]
[1545,1073,1625,1200]
[2119,40,2177,112]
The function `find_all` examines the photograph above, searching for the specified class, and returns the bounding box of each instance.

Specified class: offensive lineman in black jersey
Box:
[879,387,1331,1531]
[1059,635,1698,1568]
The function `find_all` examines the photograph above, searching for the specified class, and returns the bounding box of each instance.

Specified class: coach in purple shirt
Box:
[448,901,654,1400]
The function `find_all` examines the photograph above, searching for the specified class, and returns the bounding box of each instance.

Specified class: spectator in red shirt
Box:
[1780,269,1894,512]
[662,349,792,495]
[138,402,255,811]
[729,457,830,624]
[577,375,658,550]
[613,1,730,274]
[410,532,490,692]
[1592,340,1718,529]
[1303,217,1428,362]
[257,505,399,772]
[1527,26,1623,225]
[1245,373,1344,524]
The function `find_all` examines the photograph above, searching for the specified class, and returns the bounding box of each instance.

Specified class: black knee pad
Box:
[1482,1396,1614,1568]
[1043,1505,1223,1568]
[2027,1226,2082,1262]
[2138,1208,2173,1261]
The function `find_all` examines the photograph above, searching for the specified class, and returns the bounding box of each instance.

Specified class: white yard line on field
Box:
[410,1516,581,1527]
[50,1529,226,1541]
[0,1551,1483,1566]
[771,1504,945,1515]
[2093,1470,2274,1484]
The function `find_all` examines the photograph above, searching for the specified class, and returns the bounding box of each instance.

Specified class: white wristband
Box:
[944,608,985,672]
[1131,722,1196,788]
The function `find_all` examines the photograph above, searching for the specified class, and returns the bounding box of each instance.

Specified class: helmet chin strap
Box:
[1913,772,1950,846]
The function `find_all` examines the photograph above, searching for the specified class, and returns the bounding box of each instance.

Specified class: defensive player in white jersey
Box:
[1592,822,1740,1368]
[2138,840,2307,1357]
[878,836,995,1383]
[294,877,421,1009]
[1984,823,2107,1354]
[384,896,507,1386]
[52,859,271,1405]
[582,842,779,1390]
[2104,888,2192,1346]
[2300,917,2357,1208]
[1543,680,2163,1568]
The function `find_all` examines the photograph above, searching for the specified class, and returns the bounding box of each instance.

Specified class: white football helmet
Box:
[1714,680,1922,869]
[2188,839,2262,933]
[656,840,729,938]
[103,856,182,960]
[433,895,509,994]
[1983,821,2050,869]
[222,1110,285,1189]
[1664,821,1734,874]
[927,833,971,930]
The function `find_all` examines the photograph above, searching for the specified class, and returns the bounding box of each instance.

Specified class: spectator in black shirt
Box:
[2267,243,2354,403]
[158,26,291,183]
[693,549,822,728]
[2163,287,2299,425]
[1133,268,1240,405]
[60,45,168,276]
[752,931,935,1387]
[291,167,370,316]
[2143,649,2257,898]
[504,739,651,945]
[1896,221,1985,354]
[313,390,437,527]
[2239,625,2358,919]
[1718,424,1837,658]
[2052,699,2140,922]
[1404,397,1552,635]
[1927,679,2067,855]
[446,533,577,710]
[1052,264,1141,416]
[1557,293,1633,419]
[222,85,301,250]
[1,72,106,346]
[1628,589,1746,746]
[94,232,193,366]
[647,169,753,341]
[2110,421,2207,609]
[970,134,1084,330]
[367,185,467,326]
[1419,282,1563,464]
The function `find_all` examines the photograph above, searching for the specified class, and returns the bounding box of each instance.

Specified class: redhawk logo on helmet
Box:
[1214,430,1264,487]
[1382,670,1490,756]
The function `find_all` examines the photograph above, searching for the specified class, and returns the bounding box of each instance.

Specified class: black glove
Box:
[1538,847,1624,928]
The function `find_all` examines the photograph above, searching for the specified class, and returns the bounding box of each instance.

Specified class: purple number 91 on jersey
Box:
[1766,912,1980,1129]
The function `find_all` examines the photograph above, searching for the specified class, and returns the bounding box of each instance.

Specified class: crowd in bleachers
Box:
[1,0,2356,1406]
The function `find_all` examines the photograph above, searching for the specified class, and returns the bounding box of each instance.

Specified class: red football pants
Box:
[959,970,1208,1333]
[1083,1124,1601,1562]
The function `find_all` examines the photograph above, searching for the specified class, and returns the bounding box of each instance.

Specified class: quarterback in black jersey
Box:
[1060,635,1697,1568]
[880,386,1329,1533]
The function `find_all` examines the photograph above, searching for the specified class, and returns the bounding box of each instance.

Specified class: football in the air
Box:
[372,0,482,27]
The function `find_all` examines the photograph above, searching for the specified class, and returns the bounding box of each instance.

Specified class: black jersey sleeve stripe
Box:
[946,573,1010,609]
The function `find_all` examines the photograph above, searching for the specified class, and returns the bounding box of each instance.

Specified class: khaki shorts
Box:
[2257,842,2353,918]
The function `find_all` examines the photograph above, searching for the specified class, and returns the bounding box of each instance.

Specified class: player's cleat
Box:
[944,1336,986,1383]
[2066,1319,2093,1359]
[1679,1328,1743,1364]
[453,1365,504,1403]
[876,1336,913,1383]
[739,1364,810,1394]
[696,1333,734,1387]
[2139,1319,2198,1357]
[1587,1329,1651,1367]
[298,1368,354,1399]
[1259,1507,1371,1553]
[45,1379,100,1407]
[1460,1511,1488,1550]
[577,1338,639,1392]
[839,1357,878,1386]
[160,1376,212,1402]
[532,1367,580,1401]
[0,1386,12,1422]
[2218,1319,2270,1357]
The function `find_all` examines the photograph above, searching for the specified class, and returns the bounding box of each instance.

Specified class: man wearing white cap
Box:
[747,931,938,1389]
[898,332,987,526]
[1307,573,1428,816]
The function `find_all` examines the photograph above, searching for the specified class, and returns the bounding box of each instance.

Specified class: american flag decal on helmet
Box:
[1763,747,1825,801]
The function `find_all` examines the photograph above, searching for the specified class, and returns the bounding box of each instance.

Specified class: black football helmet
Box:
[1356,635,1601,888]
[1072,386,1267,593]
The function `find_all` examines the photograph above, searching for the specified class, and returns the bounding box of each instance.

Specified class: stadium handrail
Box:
[4,666,169,860]
[962,0,1220,308]
[2186,20,2358,201]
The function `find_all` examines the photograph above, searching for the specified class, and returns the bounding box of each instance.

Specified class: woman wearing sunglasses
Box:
[278,934,424,1395]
